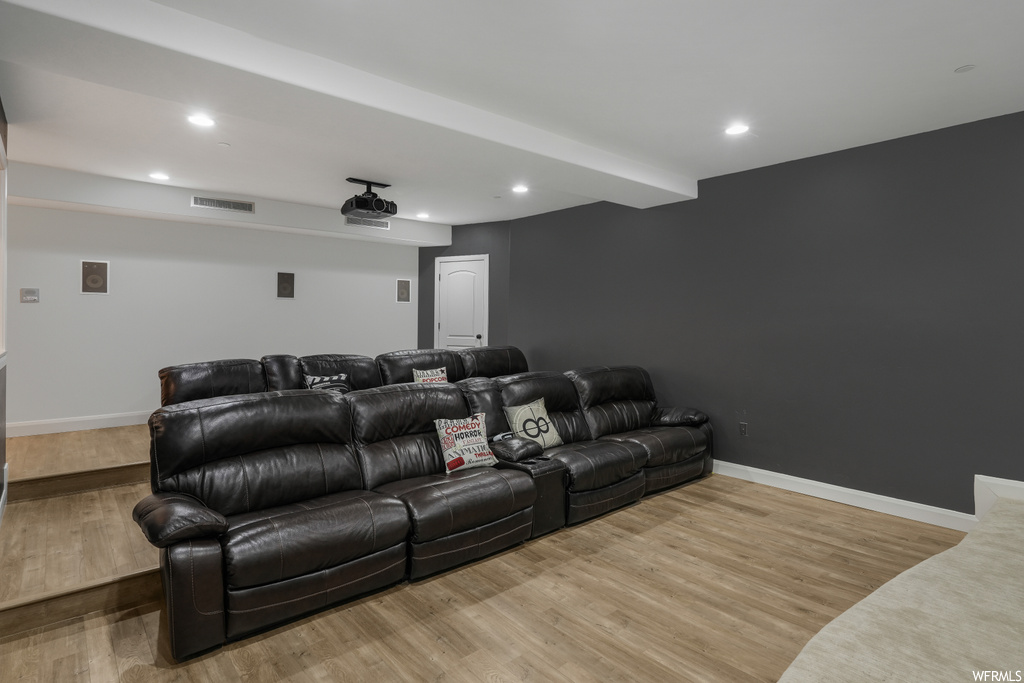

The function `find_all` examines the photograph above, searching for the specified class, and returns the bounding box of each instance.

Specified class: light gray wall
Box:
[498,111,1024,514]
[7,205,419,424]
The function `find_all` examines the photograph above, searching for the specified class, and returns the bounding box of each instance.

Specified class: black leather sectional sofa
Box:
[135,346,712,661]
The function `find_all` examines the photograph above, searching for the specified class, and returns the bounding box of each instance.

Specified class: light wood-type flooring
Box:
[0,473,965,682]
[0,482,157,604]
[6,425,149,479]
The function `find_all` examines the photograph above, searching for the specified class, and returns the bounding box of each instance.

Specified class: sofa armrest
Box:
[496,456,565,478]
[652,406,708,427]
[133,492,228,548]
[491,436,544,463]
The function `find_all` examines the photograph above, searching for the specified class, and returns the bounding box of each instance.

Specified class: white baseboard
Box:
[713,460,978,532]
[973,474,1024,520]
[6,410,151,437]
[0,463,8,533]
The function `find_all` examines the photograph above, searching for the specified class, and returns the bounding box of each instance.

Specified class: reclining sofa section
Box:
[348,383,535,579]
[158,345,530,406]
[134,390,410,660]
[134,384,537,661]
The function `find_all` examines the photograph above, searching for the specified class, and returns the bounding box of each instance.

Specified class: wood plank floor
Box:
[0,482,157,604]
[0,475,965,683]
[6,425,150,481]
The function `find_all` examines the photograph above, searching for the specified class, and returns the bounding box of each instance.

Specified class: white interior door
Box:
[435,255,488,349]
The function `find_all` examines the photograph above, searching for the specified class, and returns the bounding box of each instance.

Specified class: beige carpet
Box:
[779,498,1024,682]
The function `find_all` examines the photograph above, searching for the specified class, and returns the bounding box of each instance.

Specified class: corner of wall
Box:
[0,463,8,533]
[973,474,1024,520]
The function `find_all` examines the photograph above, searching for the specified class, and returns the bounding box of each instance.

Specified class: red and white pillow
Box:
[434,413,498,473]
[413,367,448,383]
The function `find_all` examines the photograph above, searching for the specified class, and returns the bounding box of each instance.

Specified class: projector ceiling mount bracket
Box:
[346,177,391,194]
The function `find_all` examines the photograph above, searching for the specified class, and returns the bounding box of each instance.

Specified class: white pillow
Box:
[413,367,448,383]
[503,398,564,449]
[434,413,498,473]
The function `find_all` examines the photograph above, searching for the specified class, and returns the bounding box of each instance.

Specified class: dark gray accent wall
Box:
[417,221,511,349]
[499,110,1024,514]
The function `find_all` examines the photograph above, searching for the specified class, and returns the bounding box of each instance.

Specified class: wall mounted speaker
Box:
[278,272,295,298]
[81,261,109,294]
[397,279,411,303]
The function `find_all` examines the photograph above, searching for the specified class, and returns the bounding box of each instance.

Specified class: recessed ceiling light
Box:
[725,124,750,135]
[954,65,976,74]
[188,113,215,127]
[416,212,430,219]
[512,185,529,193]
[149,172,169,180]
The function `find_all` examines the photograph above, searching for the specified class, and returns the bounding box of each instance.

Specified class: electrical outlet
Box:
[738,421,748,437]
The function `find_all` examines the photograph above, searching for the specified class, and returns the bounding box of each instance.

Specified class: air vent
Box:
[191,196,256,214]
[345,216,390,230]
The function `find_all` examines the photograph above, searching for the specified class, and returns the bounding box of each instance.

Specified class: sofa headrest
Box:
[262,354,303,391]
[564,366,658,439]
[456,346,529,379]
[262,354,382,391]
[565,366,656,408]
[150,390,351,486]
[455,377,510,437]
[495,371,579,414]
[158,359,267,406]
[494,371,590,443]
[348,382,469,444]
[300,354,382,390]
[375,348,466,385]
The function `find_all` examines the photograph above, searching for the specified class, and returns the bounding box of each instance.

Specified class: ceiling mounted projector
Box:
[341,177,398,219]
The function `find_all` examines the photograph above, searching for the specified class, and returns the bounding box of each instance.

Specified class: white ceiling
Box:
[1,0,1022,226]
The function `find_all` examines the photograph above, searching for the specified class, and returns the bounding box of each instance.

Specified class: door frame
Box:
[434,254,489,349]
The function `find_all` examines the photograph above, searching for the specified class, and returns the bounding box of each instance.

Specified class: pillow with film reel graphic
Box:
[303,373,352,394]
[503,397,563,449]
[434,413,498,473]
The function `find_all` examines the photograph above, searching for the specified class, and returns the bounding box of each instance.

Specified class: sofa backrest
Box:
[455,377,511,438]
[565,366,657,439]
[262,354,382,391]
[158,359,268,407]
[375,348,466,385]
[494,371,591,444]
[348,383,469,490]
[149,390,358,516]
[456,346,529,379]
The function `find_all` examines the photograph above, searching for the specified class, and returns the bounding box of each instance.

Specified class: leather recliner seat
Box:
[565,366,713,493]
[262,353,383,391]
[457,377,567,537]
[134,390,410,660]
[347,382,537,579]
[374,348,467,385]
[493,371,648,525]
